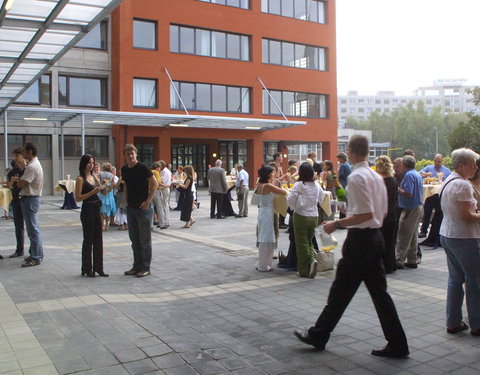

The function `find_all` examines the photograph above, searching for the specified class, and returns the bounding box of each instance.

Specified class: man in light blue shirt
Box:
[396,156,423,269]
[419,154,451,238]
[235,164,249,218]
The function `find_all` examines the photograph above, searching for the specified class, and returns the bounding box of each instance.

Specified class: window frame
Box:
[262,0,327,24]
[197,0,250,9]
[133,18,158,50]
[133,77,158,108]
[15,74,51,106]
[61,135,109,158]
[170,24,250,62]
[171,80,251,114]
[58,75,108,109]
[263,88,328,118]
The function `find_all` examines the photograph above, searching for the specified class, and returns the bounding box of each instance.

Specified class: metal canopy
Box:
[0,0,124,111]
[4,107,307,130]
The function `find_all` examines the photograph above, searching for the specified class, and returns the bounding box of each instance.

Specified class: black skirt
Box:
[180,191,194,222]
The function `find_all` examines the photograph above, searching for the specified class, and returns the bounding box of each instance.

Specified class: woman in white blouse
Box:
[439,148,480,336]
[288,162,325,278]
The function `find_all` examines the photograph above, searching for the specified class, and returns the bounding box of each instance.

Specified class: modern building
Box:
[338,79,480,125]
[1,0,338,192]
[337,128,390,164]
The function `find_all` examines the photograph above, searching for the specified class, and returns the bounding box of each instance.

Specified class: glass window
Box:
[281,0,294,17]
[263,89,327,118]
[227,86,240,112]
[58,76,107,108]
[294,43,306,68]
[262,39,269,63]
[227,34,240,59]
[294,0,306,19]
[269,40,281,64]
[62,136,108,158]
[180,27,195,53]
[240,87,250,113]
[196,84,211,111]
[306,0,318,22]
[16,75,51,105]
[305,45,317,69]
[170,81,180,109]
[196,29,211,56]
[133,78,157,108]
[318,47,326,70]
[227,0,240,6]
[180,82,195,109]
[133,19,156,49]
[171,24,249,61]
[269,0,281,14]
[318,0,325,23]
[212,85,226,112]
[212,31,226,58]
[240,35,249,61]
[199,0,249,8]
[170,25,179,52]
[1,135,51,158]
[282,42,294,66]
[75,21,107,50]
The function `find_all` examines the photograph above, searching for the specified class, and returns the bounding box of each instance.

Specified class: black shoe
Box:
[217,215,226,219]
[124,268,138,275]
[418,232,427,238]
[96,271,109,277]
[24,256,32,261]
[9,253,23,258]
[279,224,288,229]
[136,270,150,278]
[210,215,216,219]
[0,255,3,259]
[404,263,418,269]
[234,215,243,218]
[81,271,95,277]
[371,345,409,358]
[293,329,325,350]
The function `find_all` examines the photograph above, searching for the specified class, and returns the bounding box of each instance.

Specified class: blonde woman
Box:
[375,155,398,274]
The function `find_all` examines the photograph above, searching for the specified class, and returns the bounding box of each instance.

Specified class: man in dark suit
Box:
[208,159,228,219]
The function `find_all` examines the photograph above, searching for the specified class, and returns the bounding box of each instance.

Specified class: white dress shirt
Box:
[236,169,249,187]
[346,161,387,229]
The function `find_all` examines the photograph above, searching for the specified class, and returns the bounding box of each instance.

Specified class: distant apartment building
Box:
[338,79,480,125]
[337,129,389,164]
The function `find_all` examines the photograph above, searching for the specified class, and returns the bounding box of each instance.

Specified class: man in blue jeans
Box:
[121,144,158,277]
[16,143,44,267]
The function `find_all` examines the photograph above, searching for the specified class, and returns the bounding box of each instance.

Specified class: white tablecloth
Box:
[423,184,442,202]
[55,179,76,194]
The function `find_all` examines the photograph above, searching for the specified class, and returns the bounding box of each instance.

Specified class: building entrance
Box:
[171,143,209,187]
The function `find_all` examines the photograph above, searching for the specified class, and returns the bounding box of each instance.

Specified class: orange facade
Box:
[111,0,337,184]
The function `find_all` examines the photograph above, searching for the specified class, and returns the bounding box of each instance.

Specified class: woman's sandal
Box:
[447,322,469,334]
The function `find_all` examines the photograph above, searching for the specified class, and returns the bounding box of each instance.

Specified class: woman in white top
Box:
[439,148,480,336]
[288,162,325,278]
[255,165,287,272]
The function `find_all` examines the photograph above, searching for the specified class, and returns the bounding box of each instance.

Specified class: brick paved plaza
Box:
[0,190,479,375]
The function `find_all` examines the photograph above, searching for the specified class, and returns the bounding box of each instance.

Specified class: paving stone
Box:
[122,359,159,375]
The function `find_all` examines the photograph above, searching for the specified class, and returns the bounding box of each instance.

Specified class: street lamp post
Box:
[433,126,438,155]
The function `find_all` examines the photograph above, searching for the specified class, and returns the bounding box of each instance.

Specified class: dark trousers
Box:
[127,206,153,271]
[420,195,438,233]
[210,192,225,218]
[12,199,24,255]
[309,228,408,350]
[80,203,104,274]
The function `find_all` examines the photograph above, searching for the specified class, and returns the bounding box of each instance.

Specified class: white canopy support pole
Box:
[164,67,190,115]
[60,122,65,179]
[81,113,85,155]
[257,77,289,121]
[3,111,8,172]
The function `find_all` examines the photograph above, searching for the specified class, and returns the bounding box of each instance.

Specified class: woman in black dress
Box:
[375,155,398,274]
[176,165,196,228]
[75,154,108,277]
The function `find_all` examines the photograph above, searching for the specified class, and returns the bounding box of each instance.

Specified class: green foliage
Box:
[415,159,432,171]
[349,102,466,159]
[443,156,453,170]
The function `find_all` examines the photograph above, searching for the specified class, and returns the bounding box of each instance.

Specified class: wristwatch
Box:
[334,220,342,229]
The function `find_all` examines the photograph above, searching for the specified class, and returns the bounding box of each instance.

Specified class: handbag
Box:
[315,251,334,272]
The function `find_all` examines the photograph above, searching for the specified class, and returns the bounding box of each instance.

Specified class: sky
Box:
[336,0,480,95]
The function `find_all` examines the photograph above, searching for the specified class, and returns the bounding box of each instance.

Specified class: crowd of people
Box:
[2,135,480,357]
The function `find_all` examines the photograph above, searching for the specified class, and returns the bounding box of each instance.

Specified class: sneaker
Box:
[21,259,40,267]
[136,270,150,278]
[9,253,24,258]
[309,260,318,278]
[124,268,138,276]
[24,256,32,261]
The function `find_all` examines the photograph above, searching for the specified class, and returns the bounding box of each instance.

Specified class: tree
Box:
[448,87,480,152]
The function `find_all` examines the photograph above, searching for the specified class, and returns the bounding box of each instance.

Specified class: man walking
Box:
[395,155,423,269]
[158,160,172,229]
[208,159,228,219]
[121,144,158,277]
[294,135,409,358]
[16,143,44,267]
[235,164,249,218]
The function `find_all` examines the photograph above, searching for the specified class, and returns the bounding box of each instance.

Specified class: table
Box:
[423,184,442,202]
[0,187,12,212]
[55,180,79,209]
[274,190,332,217]
[226,176,237,189]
